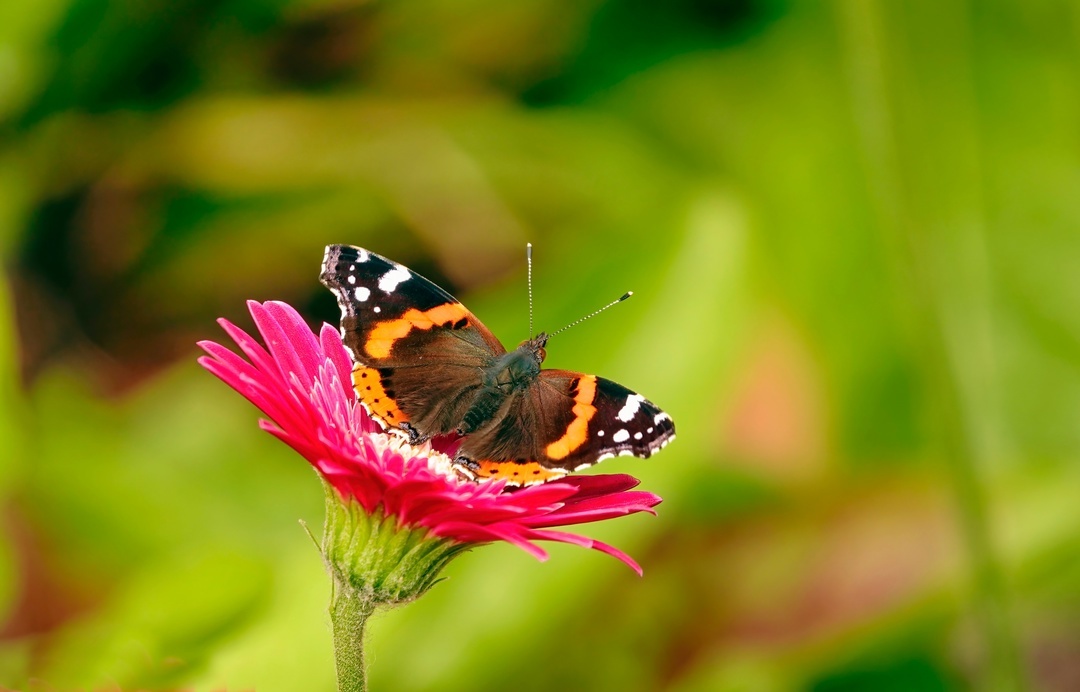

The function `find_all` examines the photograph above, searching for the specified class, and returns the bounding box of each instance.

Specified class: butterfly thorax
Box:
[457,334,547,436]
[499,333,547,386]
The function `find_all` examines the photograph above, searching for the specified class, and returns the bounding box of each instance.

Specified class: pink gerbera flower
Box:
[197,300,661,690]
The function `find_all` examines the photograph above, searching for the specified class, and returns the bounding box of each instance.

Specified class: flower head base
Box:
[198,300,662,580]
[323,485,469,605]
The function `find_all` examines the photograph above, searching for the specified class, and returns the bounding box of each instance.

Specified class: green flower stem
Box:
[331,588,373,692]
[321,483,469,692]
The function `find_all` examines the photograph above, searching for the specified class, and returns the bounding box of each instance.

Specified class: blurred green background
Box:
[1,0,1078,689]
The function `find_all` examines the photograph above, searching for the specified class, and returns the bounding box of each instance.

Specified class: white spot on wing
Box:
[357,249,370,262]
[654,412,671,425]
[612,429,630,443]
[354,286,371,302]
[617,394,645,422]
[597,430,605,437]
[634,432,643,440]
[347,275,356,285]
[379,265,411,293]
[373,306,381,313]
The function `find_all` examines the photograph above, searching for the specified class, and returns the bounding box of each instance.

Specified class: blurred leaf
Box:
[35,549,270,689]
[809,653,961,692]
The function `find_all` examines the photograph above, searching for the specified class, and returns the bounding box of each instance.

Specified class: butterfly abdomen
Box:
[458,388,504,435]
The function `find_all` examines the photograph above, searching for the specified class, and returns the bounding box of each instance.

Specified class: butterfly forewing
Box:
[320,245,504,364]
[583,376,675,464]
[458,370,675,481]
[320,244,505,437]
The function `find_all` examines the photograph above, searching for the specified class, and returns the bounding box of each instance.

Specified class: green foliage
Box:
[2,0,1079,690]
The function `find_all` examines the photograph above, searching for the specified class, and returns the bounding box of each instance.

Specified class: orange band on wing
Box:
[544,375,598,460]
[364,303,469,360]
[474,460,567,486]
[352,365,408,426]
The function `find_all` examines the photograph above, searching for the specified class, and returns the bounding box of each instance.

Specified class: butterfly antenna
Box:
[547,291,633,339]
[527,243,535,339]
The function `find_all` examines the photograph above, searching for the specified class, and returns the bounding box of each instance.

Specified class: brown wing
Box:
[457,370,675,485]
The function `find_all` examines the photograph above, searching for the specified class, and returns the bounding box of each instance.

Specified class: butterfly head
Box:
[518,332,548,365]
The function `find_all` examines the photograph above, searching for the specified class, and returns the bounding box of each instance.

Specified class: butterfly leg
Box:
[451,458,479,483]
[455,456,480,472]
[399,421,422,444]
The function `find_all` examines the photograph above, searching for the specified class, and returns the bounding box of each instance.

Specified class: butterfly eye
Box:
[536,347,546,363]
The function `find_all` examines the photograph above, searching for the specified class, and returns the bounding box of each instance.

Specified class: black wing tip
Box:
[320,244,376,289]
[319,246,342,289]
[322,243,358,267]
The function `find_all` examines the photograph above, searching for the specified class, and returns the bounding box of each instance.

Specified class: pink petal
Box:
[527,529,644,576]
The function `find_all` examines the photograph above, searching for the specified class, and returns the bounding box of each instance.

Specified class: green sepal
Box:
[321,481,468,608]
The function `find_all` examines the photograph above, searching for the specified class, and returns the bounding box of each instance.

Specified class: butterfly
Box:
[320,244,675,486]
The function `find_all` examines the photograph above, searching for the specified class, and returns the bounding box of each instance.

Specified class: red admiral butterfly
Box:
[320,244,675,486]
